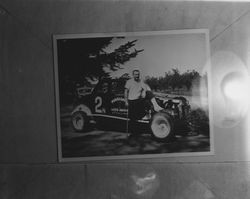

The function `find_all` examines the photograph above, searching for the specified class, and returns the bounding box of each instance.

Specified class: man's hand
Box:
[124,88,129,107]
[125,100,129,107]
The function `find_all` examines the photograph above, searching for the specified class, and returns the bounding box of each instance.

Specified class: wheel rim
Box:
[151,117,171,138]
[73,113,85,130]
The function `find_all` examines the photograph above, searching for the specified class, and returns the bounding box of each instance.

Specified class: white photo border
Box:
[53,29,214,162]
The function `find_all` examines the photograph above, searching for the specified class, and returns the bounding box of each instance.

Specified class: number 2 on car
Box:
[95,96,105,113]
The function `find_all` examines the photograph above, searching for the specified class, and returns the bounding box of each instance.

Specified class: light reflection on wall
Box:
[221,71,250,125]
[129,168,160,199]
[208,51,250,128]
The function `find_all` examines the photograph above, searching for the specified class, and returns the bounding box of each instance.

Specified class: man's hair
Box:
[132,69,140,74]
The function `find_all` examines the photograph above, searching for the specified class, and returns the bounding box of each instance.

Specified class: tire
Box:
[71,111,89,132]
[186,108,209,136]
[150,112,174,141]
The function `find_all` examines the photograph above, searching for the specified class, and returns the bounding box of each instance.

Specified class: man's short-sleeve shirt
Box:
[125,79,150,100]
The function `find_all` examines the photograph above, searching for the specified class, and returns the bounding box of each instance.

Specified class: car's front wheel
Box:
[150,112,174,141]
[71,111,88,132]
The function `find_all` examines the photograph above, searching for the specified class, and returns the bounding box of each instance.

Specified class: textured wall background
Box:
[1,1,250,198]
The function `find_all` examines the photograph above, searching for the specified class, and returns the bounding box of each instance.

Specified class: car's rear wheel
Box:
[71,111,88,132]
[150,112,174,141]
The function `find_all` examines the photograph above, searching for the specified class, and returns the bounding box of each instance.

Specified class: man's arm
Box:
[124,88,129,106]
[145,83,151,91]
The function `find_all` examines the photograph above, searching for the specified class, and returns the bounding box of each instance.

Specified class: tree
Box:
[182,70,201,90]
[144,68,201,93]
[57,37,143,103]
[168,68,181,90]
[145,76,159,91]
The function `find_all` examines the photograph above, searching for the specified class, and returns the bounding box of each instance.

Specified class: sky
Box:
[104,31,209,79]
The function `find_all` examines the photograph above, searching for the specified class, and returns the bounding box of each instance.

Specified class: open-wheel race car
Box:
[71,78,191,142]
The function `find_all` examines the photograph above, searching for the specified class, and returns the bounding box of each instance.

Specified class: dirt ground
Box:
[60,116,210,158]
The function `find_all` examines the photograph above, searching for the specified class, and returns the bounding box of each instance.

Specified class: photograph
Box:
[53,30,213,161]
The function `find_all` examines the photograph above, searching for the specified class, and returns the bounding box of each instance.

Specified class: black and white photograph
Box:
[53,30,213,161]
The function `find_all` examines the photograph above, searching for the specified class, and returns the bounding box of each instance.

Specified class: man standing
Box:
[124,68,162,137]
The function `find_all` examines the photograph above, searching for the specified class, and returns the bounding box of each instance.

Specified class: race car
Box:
[71,77,191,141]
